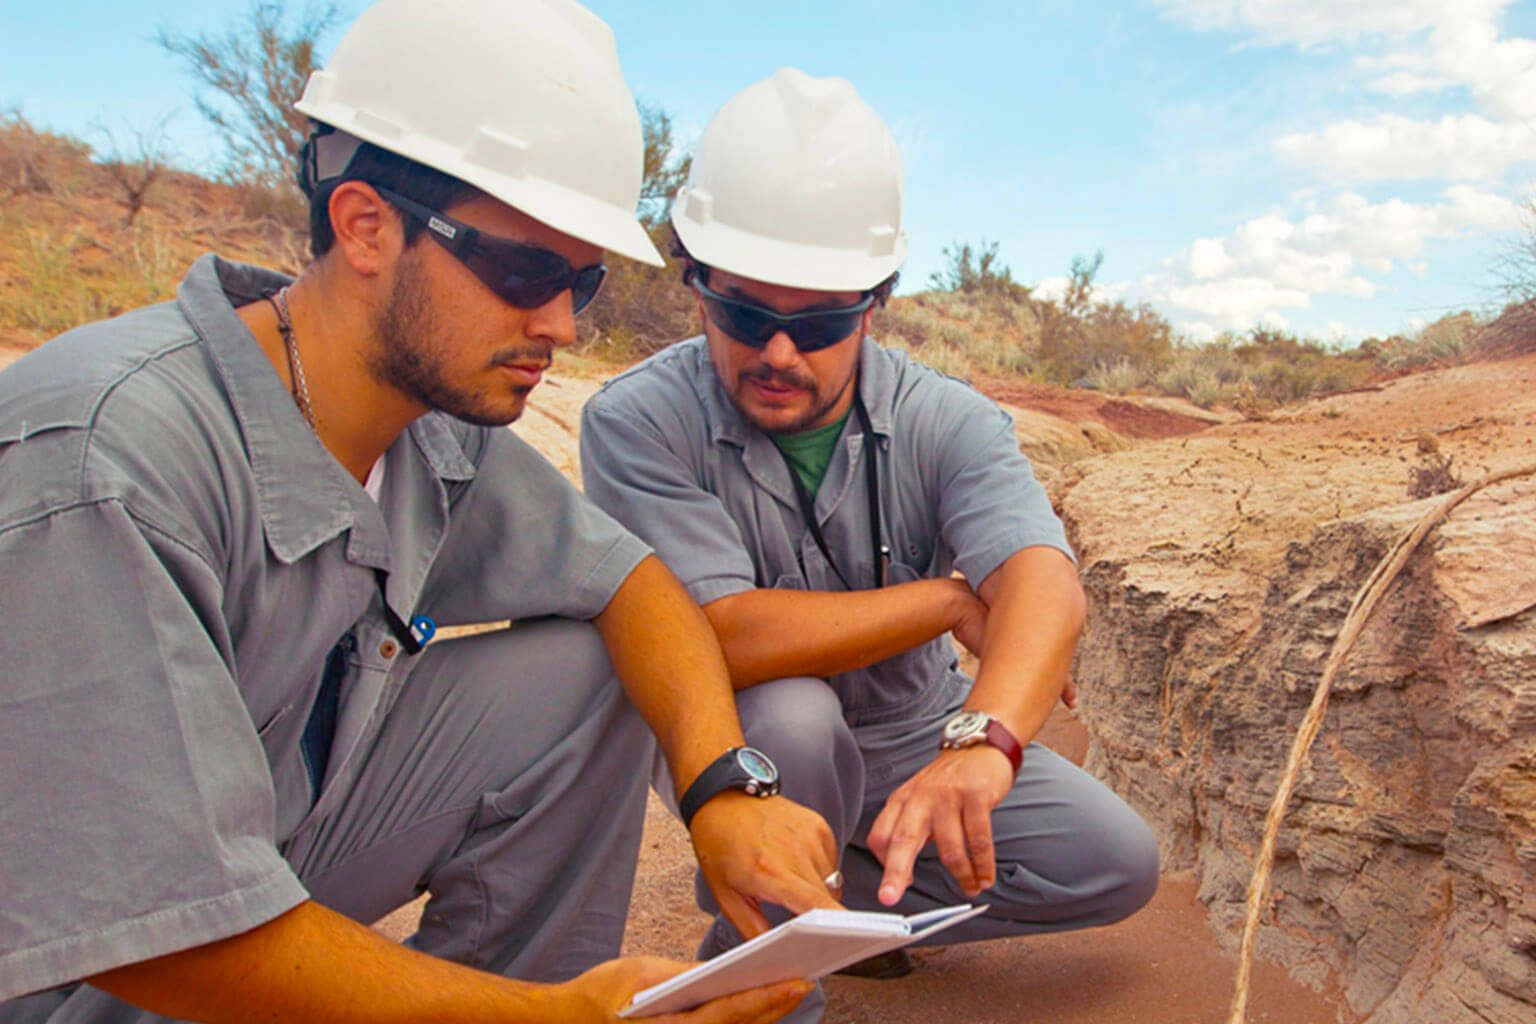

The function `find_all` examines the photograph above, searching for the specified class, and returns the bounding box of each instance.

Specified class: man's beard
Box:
[734,364,855,434]
[371,253,548,427]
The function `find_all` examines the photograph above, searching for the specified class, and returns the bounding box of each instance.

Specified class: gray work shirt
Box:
[0,256,649,998]
[580,336,1071,730]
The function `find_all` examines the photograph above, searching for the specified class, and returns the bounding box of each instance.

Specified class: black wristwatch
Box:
[678,746,781,828]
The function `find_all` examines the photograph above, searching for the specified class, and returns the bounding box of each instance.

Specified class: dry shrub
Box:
[576,230,696,360]
[1085,357,1144,394]
[1471,301,1536,359]
[0,110,94,199]
[3,220,181,335]
[1407,436,1463,499]
[1371,311,1484,370]
[877,296,1030,379]
[1035,298,1173,385]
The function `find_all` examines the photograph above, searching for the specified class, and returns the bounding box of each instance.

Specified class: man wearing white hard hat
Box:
[0,4,838,1022]
[582,68,1159,1020]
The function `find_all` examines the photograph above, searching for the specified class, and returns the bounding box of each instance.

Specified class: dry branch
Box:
[1227,460,1536,1024]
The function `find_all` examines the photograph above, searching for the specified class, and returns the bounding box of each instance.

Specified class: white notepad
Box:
[620,903,988,1018]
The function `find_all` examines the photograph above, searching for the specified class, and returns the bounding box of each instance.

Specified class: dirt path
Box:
[975,373,1230,440]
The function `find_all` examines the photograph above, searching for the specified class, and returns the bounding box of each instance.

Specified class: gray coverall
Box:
[581,336,1160,1022]
[0,256,655,1021]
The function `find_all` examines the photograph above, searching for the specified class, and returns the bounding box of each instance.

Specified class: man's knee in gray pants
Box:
[738,677,865,848]
[914,745,1161,940]
[669,677,863,923]
[679,678,856,1024]
[295,618,654,984]
[984,749,1160,932]
[3,622,655,1023]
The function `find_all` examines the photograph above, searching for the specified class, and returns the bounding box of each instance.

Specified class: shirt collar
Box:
[409,413,478,482]
[177,255,475,566]
[699,334,896,449]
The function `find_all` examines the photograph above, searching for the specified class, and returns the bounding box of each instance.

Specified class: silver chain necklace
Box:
[267,286,317,430]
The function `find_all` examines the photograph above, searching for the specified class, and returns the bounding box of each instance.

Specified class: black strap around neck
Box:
[774,391,889,591]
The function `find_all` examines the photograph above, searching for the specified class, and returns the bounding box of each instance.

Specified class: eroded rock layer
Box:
[1060,354,1536,1022]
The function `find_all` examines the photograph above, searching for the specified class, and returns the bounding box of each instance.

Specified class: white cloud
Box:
[1151,0,1489,50]
[1165,276,1308,328]
[1139,187,1518,332]
[1124,3,1530,338]
[1161,0,1536,183]
[1275,115,1536,181]
[1032,276,1068,302]
[1363,69,1452,97]
[1029,275,1129,305]
[1431,11,1536,121]
[1177,320,1222,343]
[1188,237,1233,279]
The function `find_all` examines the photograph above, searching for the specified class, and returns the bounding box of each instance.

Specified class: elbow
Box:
[701,593,756,688]
[1064,574,1088,639]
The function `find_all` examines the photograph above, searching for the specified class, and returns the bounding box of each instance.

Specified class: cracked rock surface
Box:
[1060,353,1536,1023]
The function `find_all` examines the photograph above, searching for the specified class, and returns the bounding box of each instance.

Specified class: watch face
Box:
[737,747,778,784]
[944,710,989,743]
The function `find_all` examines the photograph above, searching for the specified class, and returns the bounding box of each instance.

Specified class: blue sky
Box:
[5,1,1534,342]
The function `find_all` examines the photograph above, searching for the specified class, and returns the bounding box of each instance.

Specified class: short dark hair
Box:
[670,227,899,306]
[301,135,480,259]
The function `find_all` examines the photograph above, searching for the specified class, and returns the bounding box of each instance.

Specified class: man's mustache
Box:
[741,366,815,391]
[490,345,553,368]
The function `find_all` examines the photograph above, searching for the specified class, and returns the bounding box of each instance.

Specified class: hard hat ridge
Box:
[672,66,906,291]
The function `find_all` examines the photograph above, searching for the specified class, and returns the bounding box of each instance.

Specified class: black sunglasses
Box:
[692,276,875,353]
[374,186,607,314]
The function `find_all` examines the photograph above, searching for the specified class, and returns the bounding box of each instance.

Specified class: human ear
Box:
[327,181,400,279]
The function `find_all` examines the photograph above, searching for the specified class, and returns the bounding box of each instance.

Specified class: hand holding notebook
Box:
[620,903,987,1018]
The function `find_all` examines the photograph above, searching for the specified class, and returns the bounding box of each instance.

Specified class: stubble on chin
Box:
[734,368,860,435]
[371,257,528,427]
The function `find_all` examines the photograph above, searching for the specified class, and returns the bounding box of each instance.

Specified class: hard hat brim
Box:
[673,213,905,292]
[475,169,665,267]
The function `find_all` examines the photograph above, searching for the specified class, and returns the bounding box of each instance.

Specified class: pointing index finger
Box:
[876,804,932,907]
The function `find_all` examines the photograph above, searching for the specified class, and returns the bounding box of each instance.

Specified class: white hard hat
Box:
[295,0,662,266]
[672,67,906,291]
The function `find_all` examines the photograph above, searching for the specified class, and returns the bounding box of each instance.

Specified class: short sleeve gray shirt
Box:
[581,336,1070,727]
[0,255,649,998]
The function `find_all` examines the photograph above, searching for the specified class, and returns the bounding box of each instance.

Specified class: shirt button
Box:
[380,640,398,659]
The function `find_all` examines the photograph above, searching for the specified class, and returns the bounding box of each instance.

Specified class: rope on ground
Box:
[1227,460,1536,1024]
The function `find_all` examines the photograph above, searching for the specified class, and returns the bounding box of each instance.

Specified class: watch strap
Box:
[678,747,777,828]
[982,718,1024,774]
[943,712,1025,774]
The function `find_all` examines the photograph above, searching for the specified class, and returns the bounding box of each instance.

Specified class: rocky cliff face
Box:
[1059,355,1536,1023]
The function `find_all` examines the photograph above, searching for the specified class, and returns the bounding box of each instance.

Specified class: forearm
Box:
[595,554,748,795]
[704,577,976,689]
[968,547,1086,746]
[89,900,577,1023]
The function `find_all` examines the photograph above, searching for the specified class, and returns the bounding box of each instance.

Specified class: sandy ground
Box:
[376,708,1350,1024]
